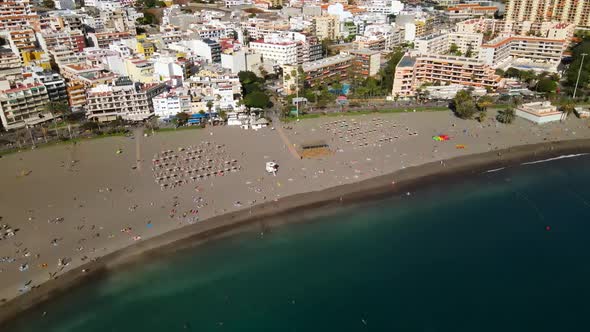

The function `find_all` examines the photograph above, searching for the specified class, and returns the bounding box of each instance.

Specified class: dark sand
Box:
[1,138,589,327]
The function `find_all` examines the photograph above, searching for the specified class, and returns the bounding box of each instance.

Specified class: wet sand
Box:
[0,111,589,325]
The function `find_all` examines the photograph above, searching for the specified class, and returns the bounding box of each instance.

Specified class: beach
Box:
[1,110,589,325]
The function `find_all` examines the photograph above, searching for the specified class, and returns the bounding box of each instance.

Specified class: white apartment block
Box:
[415,32,483,56]
[85,78,166,122]
[153,90,191,118]
[360,0,404,15]
[153,55,187,81]
[250,40,298,65]
[109,41,133,57]
[456,18,575,41]
[184,71,242,111]
[354,24,401,51]
[479,35,566,72]
[0,82,53,130]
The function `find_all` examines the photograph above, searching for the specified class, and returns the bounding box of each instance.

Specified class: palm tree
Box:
[44,101,69,138]
[476,95,494,112]
[496,108,516,124]
[475,109,487,123]
[511,96,523,108]
[560,101,576,121]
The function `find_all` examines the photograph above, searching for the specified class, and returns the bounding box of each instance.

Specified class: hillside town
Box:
[4,0,590,320]
[0,0,589,145]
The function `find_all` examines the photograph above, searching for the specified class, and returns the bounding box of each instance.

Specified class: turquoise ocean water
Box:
[5,154,590,332]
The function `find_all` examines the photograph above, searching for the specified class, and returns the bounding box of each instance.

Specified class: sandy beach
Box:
[1,110,589,325]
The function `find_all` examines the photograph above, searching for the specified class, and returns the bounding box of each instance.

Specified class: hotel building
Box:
[505,0,590,28]
[479,36,566,72]
[392,54,502,97]
[0,82,53,130]
[282,54,355,94]
[86,77,166,122]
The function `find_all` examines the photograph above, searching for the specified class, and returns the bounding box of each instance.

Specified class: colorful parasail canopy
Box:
[432,135,450,141]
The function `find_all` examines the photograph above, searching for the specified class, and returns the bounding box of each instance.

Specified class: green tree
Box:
[496,108,516,124]
[237,71,260,85]
[379,48,404,94]
[321,38,333,56]
[176,112,189,126]
[452,89,477,119]
[449,43,460,55]
[505,67,521,78]
[519,70,537,85]
[536,78,558,93]
[560,101,575,120]
[206,101,214,113]
[44,101,69,137]
[565,38,590,94]
[243,91,270,109]
[465,45,474,58]
[476,95,494,112]
[475,110,487,123]
[511,96,524,108]
[219,111,227,121]
[42,0,55,8]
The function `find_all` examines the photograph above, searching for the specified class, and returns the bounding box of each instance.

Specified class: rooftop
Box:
[301,54,355,72]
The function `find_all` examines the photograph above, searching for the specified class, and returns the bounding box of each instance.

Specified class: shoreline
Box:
[2,138,590,327]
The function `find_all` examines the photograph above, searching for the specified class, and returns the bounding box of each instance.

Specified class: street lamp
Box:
[573,53,588,99]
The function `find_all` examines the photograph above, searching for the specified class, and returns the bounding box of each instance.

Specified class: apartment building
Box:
[192,39,221,63]
[61,64,117,110]
[153,90,191,118]
[37,29,86,53]
[456,18,575,41]
[346,49,381,77]
[415,32,483,56]
[353,24,399,51]
[282,54,355,94]
[153,54,194,81]
[392,54,502,97]
[391,56,416,97]
[296,35,323,63]
[250,39,298,65]
[32,70,68,102]
[184,71,242,111]
[0,0,41,32]
[505,0,590,28]
[220,50,263,74]
[49,12,84,31]
[360,0,405,15]
[479,35,566,72]
[49,47,85,68]
[313,15,340,41]
[88,31,133,49]
[446,4,498,20]
[0,47,22,82]
[194,26,225,40]
[0,82,53,130]
[107,56,155,83]
[245,19,290,40]
[86,77,166,122]
[4,29,37,57]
